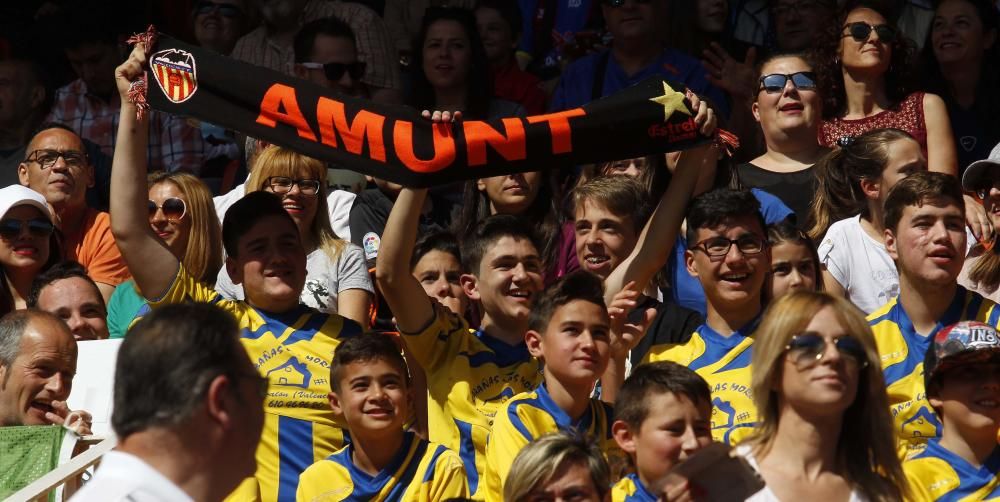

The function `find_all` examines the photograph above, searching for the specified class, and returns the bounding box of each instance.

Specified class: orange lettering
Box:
[255,84,317,141]
[526,109,586,154]
[316,98,387,162]
[393,121,456,173]
[463,119,527,166]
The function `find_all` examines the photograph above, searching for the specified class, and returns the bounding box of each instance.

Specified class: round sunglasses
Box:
[785,332,869,370]
[0,218,55,240]
[842,22,898,43]
[758,72,817,94]
[148,198,187,222]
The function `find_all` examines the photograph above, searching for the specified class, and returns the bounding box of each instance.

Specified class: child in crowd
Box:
[375,187,545,498]
[610,361,713,502]
[296,333,468,501]
[503,432,611,502]
[869,172,1000,457]
[766,219,822,300]
[482,271,621,501]
[904,321,1000,500]
[643,188,770,446]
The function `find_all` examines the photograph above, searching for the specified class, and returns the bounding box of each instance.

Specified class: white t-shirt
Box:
[817,215,899,314]
[214,244,373,314]
[69,451,193,502]
[734,445,869,502]
[213,184,356,242]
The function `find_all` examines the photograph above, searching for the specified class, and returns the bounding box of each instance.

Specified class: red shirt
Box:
[491,60,547,116]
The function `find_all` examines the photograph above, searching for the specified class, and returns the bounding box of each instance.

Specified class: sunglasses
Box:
[148,198,187,222]
[0,218,54,240]
[758,72,817,94]
[785,333,869,370]
[602,0,654,7]
[299,61,366,82]
[842,22,898,43]
[194,0,244,18]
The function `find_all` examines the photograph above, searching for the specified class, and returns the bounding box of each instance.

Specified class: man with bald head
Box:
[0,310,91,434]
[19,125,129,301]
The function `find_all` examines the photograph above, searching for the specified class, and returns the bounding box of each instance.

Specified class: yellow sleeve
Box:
[295,461,347,502]
[903,457,956,501]
[147,264,234,309]
[424,449,469,501]
[223,477,261,502]
[483,401,532,502]
[399,302,468,373]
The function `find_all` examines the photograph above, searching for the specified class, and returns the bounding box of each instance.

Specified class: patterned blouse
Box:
[819,92,927,155]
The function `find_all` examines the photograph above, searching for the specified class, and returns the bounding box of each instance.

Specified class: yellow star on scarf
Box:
[649,82,692,121]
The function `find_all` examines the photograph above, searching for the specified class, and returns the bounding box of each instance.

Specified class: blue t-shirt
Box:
[667,189,793,316]
[550,48,730,118]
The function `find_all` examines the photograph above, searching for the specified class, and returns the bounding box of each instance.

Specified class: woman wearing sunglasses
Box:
[106,172,222,339]
[0,185,60,315]
[813,2,958,176]
[214,146,373,326]
[733,53,828,229]
[737,290,906,502]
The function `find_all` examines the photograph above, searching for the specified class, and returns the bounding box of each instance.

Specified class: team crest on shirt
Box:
[267,357,312,389]
[150,48,198,103]
[363,232,381,260]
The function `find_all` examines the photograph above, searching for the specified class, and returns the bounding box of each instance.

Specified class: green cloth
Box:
[0,425,64,500]
[107,279,148,339]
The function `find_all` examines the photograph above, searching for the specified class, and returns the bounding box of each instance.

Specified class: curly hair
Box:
[810,1,919,120]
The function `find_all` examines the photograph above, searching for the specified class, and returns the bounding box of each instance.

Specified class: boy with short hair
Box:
[482,271,621,501]
[375,187,546,497]
[296,333,468,501]
[611,361,713,501]
[869,172,1000,457]
[903,321,1000,499]
[643,188,771,445]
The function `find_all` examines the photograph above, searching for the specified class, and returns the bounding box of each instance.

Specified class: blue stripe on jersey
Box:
[508,397,542,441]
[459,330,532,368]
[421,444,448,483]
[277,415,314,502]
[712,344,753,374]
[920,440,1000,502]
[881,290,970,385]
[382,439,429,501]
[284,312,328,345]
[688,320,757,371]
[242,323,270,340]
[454,419,480,494]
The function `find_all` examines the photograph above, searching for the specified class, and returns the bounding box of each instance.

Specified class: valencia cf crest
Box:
[150,48,198,103]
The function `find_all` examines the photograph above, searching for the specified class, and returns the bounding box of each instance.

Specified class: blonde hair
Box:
[746,291,905,501]
[503,432,610,502]
[245,146,346,262]
[148,172,222,284]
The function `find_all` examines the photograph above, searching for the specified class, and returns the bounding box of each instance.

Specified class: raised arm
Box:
[374,187,437,333]
[922,92,958,177]
[109,44,181,299]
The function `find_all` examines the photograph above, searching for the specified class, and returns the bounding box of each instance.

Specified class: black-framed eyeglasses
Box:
[148,197,187,222]
[758,72,817,94]
[299,61,366,82]
[265,176,322,196]
[24,149,87,170]
[0,218,54,241]
[194,0,244,18]
[691,235,766,259]
[785,332,869,370]
[601,0,654,7]
[842,22,897,43]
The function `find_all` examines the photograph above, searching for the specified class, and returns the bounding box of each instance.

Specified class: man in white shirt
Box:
[70,303,265,502]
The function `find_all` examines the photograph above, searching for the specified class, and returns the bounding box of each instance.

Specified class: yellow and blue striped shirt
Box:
[611,473,657,502]
[903,439,1000,501]
[868,288,1000,456]
[400,303,543,498]
[642,320,759,445]
[295,431,468,501]
[482,384,618,502]
[146,266,362,502]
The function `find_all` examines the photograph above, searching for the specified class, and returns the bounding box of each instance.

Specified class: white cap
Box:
[962,141,1000,191]
[0,185,52,221]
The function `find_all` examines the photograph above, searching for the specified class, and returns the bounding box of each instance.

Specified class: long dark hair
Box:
[452,173,564,275]
[920,0,1000,146]
[0,228,63,318]
[408,7,493,120]
[811,1,918,119]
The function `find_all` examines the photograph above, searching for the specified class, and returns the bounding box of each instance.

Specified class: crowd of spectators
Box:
[2,0,1000,501]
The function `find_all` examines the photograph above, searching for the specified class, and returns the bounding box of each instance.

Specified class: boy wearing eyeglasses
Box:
[903,321,1000,500]
[643,188,770,446]
[868,171,1000,458]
